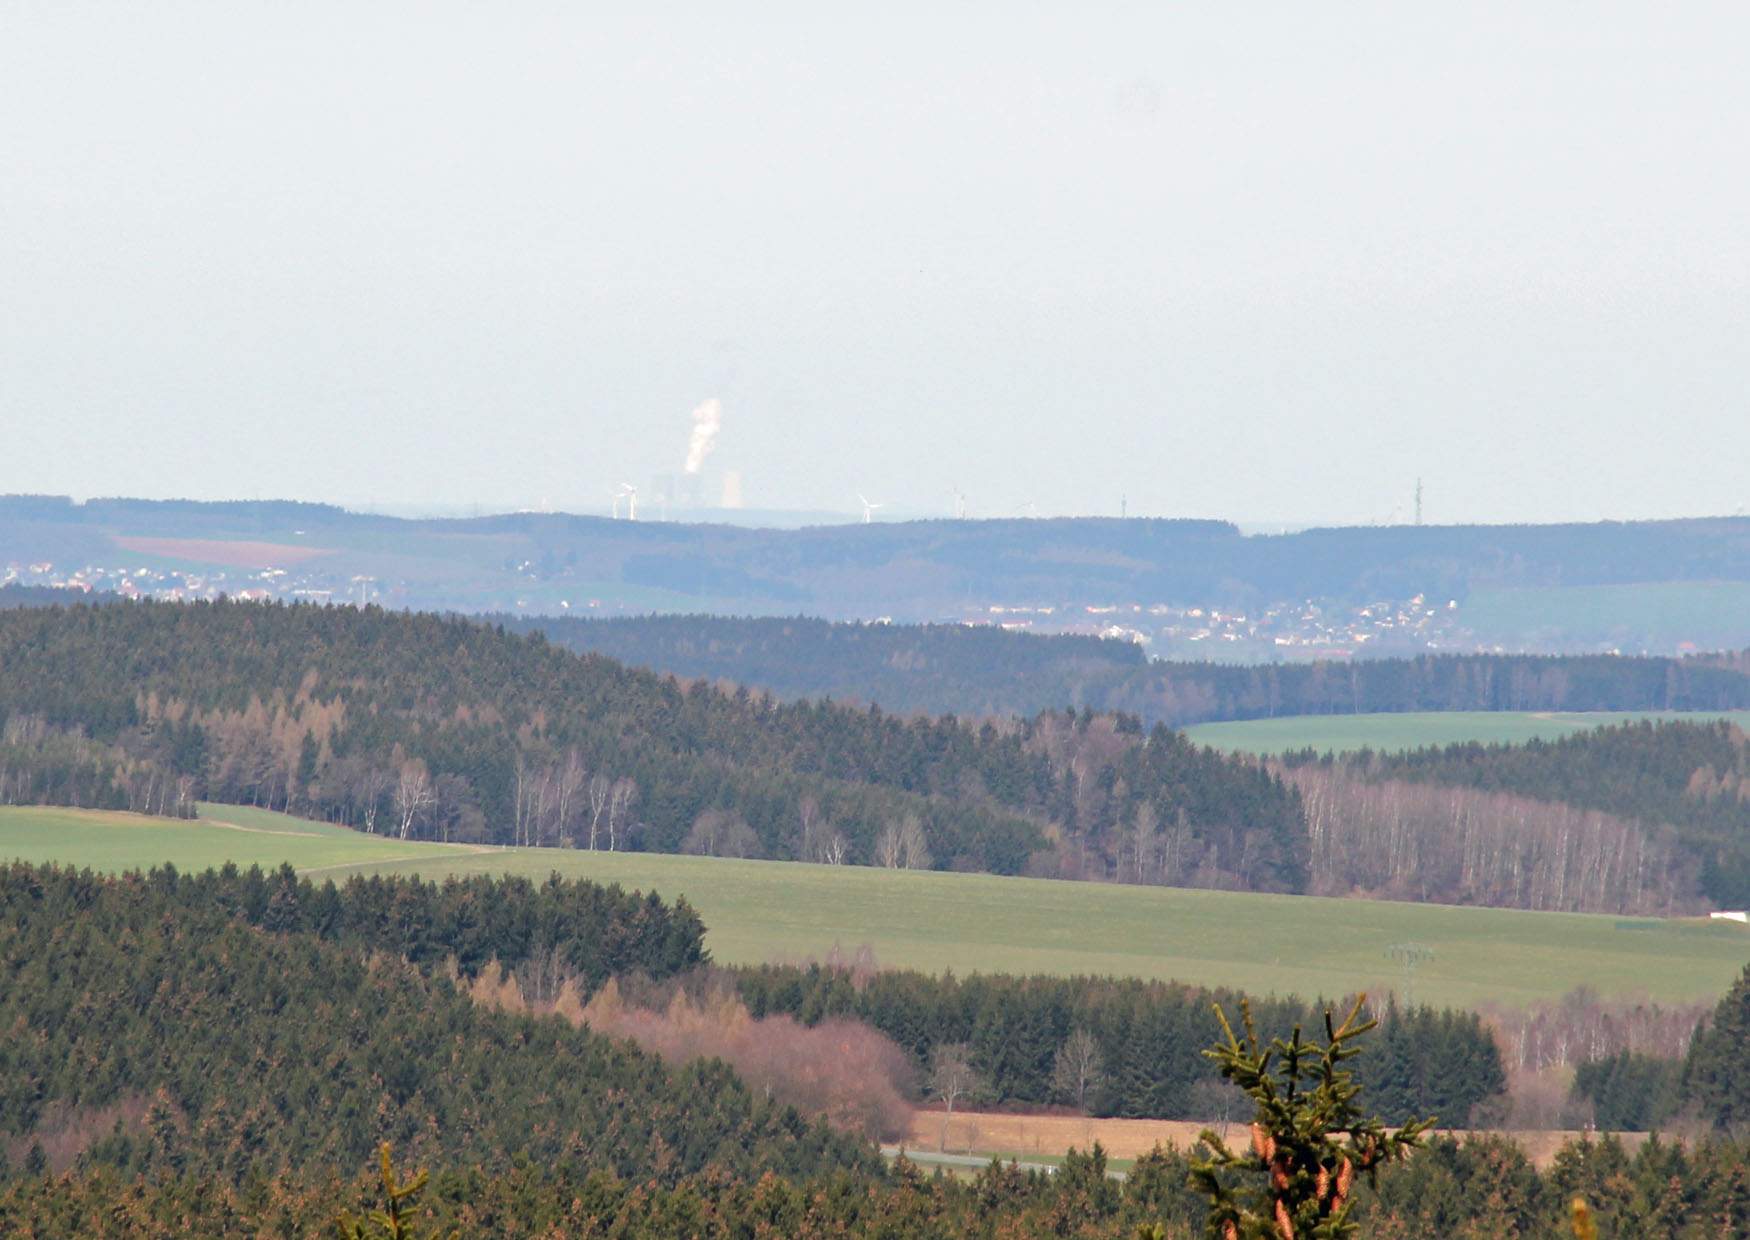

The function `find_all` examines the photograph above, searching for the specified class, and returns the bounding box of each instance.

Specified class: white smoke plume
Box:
[684,398,722,474]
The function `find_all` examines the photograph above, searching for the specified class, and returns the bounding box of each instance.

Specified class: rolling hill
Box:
[3,803,1745,1010]
[8,496,1750,648]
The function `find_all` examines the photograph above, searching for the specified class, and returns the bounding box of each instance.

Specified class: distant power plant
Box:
[613,398,741,520]
[629,470,744,520]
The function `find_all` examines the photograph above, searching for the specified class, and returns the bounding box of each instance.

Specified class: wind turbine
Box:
[952,487,968,520]
[618,483,638,521]
[857,493,884,524]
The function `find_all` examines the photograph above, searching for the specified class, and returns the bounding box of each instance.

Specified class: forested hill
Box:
[502,611,1750,727]
[1294,719,1750,907]
[0,863,871,1185]
[0,599,1305,890]
[496,613,1147,717]
[7,495,1750,625]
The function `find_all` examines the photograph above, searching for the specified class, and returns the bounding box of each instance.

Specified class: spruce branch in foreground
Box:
[335,1142,456,1240]
[1189,995,1433,1239]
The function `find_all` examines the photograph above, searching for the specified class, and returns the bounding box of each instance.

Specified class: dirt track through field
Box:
[908,1109,1653,1170]
[199,817,330,839]
[296,845,496,876]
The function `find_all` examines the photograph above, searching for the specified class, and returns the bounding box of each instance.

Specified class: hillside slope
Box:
[507,611,1750,726]
[0,599,1304,889]
[7,805,1748,1008]
[8,496,1750,638]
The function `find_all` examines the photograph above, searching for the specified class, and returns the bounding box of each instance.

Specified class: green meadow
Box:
[4,803,1745,1011]
[1182,710,1750,756]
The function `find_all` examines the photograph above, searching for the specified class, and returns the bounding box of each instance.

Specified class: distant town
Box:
[4,555,1529,661]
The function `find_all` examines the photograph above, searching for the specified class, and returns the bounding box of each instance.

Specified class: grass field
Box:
[3,803,1747,1010]
[0,803,492,873]
[1183,710,1750,756]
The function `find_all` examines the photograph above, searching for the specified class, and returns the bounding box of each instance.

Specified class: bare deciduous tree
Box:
[684,808,759,859]
[898,814,931,870]
[355,765,391,834]
[927,1042,985,1151]
[1286,766,1693,915]
[875,814,930,870]
[585,774,611,850]
[1049,1029,1105,1114]
[814,829,850,865]
[514,944,575,1006]
[796,795,821,862]
[394,759,434,840]
[874,820,904,868]
[554,748,586,846]
[606,776,637,851]
[1127,801,1159,884]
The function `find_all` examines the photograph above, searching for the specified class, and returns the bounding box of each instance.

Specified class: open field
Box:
[3,804,1747,1009]
[0,803,490,874]
[901,1110,1652,1171]
[1183,709,1750,756]
[111,535,336,568]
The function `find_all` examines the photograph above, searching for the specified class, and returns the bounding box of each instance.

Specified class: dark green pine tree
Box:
[297,730,321,802]
[263,865,304,934]
[334,1143,456,1240]
[1680,962,1750,1128]
[1715,1161,1750,1236]
[1188,996,1432,1239]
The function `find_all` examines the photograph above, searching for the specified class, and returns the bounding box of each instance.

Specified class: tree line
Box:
[1494,959,1750,1135]
[9,598,1746,913]
[0,714,195,817]
[8,1131,1750,1237]
[730,964,1506,1127]
[1289,764,1698,914]
[0,862,870,1187]
[1290,719,1750,907]
[0,598,1303,890]
[18,586,1750,729]
[114,862,708,991]
[506,607,1750,727]
[8,858,1750,1235]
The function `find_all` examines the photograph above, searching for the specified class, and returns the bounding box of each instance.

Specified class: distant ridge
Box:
[4,497,1750,645]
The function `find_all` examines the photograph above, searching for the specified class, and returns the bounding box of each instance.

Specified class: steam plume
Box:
[684,398,722,474]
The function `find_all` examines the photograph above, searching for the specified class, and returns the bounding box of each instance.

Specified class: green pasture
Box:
[3,803,1746,1010]
[0,803,474,874]
[1183,710,1750,756]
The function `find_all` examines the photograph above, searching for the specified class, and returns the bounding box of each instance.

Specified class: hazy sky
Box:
[4,2,1746,525]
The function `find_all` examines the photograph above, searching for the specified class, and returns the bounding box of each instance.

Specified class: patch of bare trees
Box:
[797,794,852,864]
[1288,767,1700,915]
[0,715,196,819]
[468,970,916,1142]
[1112,801,1201,887]
[683,809,759,859]
[874,814,931,869]
[513,749,591,847]
[1479,988,1710,1074]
